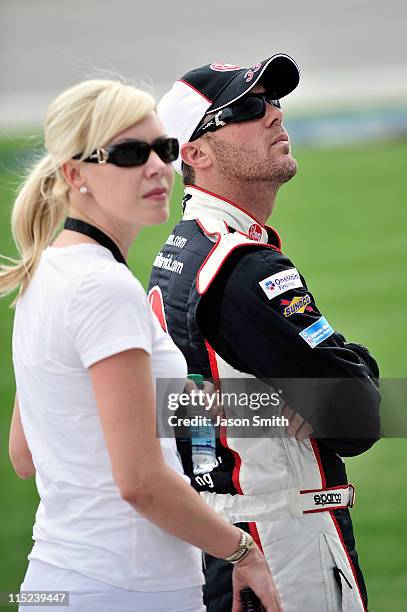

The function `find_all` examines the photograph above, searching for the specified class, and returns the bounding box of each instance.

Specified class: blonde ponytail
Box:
[0,155,69,302]
[0,78,156,304]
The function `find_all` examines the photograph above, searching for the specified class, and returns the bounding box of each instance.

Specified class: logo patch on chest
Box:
[248,223,263,242]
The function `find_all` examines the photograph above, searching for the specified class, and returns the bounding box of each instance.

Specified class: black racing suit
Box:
[148,186,380,611]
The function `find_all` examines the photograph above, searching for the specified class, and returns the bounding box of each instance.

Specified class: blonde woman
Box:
[2,80,282,612]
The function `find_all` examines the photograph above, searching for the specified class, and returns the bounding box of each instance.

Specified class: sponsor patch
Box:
[314,492,342,506]
[248,223,263,242]
[299,316,334,348]
[280,294,313,317]
[259,268,303,300]
[153,252,184,275]
[165,234,188,249]
[244,69,254,83]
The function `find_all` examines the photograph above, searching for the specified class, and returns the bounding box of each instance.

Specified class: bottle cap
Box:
[240,587,261,610]
[187,373,204,384]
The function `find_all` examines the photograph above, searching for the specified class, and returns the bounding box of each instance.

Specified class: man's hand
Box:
[232,545,283,612]
[183,379,223,418]
[282,404,313,442]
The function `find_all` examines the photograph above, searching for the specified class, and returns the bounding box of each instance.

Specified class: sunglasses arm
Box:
[88,148,110,164]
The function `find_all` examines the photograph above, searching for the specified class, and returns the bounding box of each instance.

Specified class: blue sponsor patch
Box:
[299,316,334,348]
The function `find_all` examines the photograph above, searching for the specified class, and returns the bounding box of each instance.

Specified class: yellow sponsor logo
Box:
[283,294,311,317]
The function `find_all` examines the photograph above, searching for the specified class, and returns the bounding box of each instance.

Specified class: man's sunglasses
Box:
[73,137,179,168]
[191,94,281,141]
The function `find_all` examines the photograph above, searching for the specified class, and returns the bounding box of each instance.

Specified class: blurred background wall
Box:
[1,0,407,141]
[0,2,406,611]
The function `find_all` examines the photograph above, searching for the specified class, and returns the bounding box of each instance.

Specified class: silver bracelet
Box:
[224,528,255,564]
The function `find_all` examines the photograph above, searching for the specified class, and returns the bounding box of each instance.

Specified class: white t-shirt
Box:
[12,243,203,592]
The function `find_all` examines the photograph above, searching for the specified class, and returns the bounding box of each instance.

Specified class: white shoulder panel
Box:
[197,220,262,295]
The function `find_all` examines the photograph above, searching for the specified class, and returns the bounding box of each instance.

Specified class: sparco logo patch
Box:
[259,268,303,300]
[210,63,241,71]
[314,492,342,506]
[248,223,263,242]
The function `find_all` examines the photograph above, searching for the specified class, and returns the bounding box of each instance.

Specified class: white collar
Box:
[182,185,281,247]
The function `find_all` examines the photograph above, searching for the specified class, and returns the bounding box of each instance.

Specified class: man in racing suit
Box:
[148,54,380,611]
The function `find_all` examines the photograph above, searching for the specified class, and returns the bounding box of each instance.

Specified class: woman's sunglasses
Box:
[73,136,179,168]
[191,94,281,140]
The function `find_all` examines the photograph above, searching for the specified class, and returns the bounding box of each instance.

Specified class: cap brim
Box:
[207,54,300,113]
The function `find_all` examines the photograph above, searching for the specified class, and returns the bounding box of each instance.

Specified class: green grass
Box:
[1,139,406,611]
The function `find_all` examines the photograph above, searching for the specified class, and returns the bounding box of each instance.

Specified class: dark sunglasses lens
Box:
[154,138,179,163]
[192,97,265,139]
[111,142,150,167]
[244,93,281,110]
[228,95,266,122]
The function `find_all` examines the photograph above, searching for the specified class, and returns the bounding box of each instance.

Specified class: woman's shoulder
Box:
[42,245,150,323]
[73,259,147,304]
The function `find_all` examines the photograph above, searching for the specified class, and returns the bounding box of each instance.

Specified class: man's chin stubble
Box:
[246,156,298,185]
[273,156,298,184]
[210,138,298,185]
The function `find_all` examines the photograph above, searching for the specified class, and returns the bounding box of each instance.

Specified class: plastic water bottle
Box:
[240,588,262,611]
[187,374,217,475]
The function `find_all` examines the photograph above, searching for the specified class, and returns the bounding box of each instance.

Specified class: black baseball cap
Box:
[158,54,300,173]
